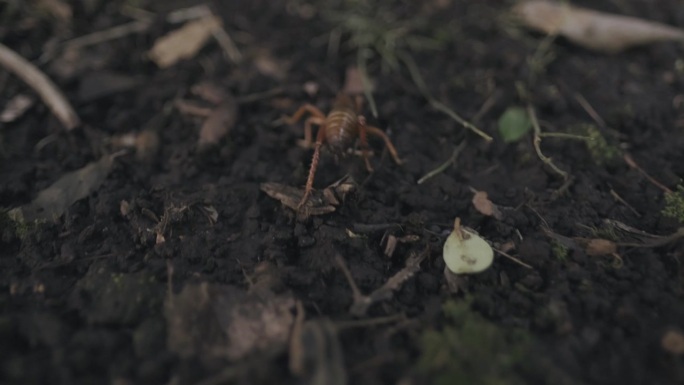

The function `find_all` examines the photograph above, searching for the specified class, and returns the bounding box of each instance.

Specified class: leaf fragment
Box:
[8,154,118,222]
[148,16,221,68]
[471,190,503,220]
[497,106,531,143]
[513,1,684,53]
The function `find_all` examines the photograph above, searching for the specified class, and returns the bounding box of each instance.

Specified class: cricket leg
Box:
[282,104,326,125]
[297,116,325,148]
[356,116,373,172]
[298,126,327,210]
[364,124,403,165]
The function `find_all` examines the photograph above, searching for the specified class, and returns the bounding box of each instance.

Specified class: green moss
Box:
[0,210,41,242]
[662,184,684,223]
[416,301,543,385]
[550,240,569,262]
[574,124,621,165]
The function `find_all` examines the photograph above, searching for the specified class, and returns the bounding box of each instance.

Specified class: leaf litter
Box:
[8,152,123,223]
[513,1,684,53]
[165,281,296,363]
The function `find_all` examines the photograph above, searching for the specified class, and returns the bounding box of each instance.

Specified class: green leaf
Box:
[497,107,531,143]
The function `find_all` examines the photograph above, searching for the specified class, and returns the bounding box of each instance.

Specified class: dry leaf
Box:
[166,282,295,362]
[661,330,684,355]
[253,49,290,80]
[198,95,238,148]
[8,154,118,222]
[0,94,34,123]
[148,16,221,68]
[472,191,503,220]
[260,176,356,220]
[576,238,617,257]
[111,130,159,161]
[513,1,684,53]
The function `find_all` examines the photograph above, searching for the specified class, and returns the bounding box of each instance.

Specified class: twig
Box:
[398,51,492,141]
[527,104,568,180]
[623,154,672,193]
[61,20,152,52]
[0,43,80,130]
[417,139,466,184]
[610,189,641,217]
[574,93,607,127]
[210,23,243,64]
[493,248,533,269]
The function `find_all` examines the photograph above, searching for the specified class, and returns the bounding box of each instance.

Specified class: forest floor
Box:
[1,0,684,384]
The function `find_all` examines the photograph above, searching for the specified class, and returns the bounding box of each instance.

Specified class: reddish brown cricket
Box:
[282,93,403,209]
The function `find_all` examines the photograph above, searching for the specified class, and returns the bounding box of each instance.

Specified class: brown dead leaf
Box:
[513,1,684,53]
[260,176,356,220]
[198,95,238,148]
[576,238,617,257]
[661,330,684,355]
[472,190,503,220]
[111,130,159,161]
[148,16,221,68]
[253,49,290,80]
[8,153,119,222]
[166,282,295,363]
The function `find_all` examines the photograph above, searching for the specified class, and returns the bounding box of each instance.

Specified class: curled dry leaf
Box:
[8,153,118,222]
[148,16,221,68]
[471,190,503,220]
[573,238,617,257]
[261,176,356,220]
[513,1,684,53]
[198,94,238,148]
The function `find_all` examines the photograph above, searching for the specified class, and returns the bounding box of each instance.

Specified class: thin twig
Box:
[527,104,568,180]
[493,248,533,269]
[417,139,466,184]
[61,20,152,52]
[0,43,80,130]
[538,132,589,141]
[574,93,607,127]
[623,154,672,193]
[398,51,492,141]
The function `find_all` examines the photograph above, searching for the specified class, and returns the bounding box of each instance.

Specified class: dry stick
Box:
[417,139,466,184]
[623,154,673,194]
[61,20,152,52]
[399,51,492,142]
[574,93,607,127]
[527,104,568,180]
[610,189,641,217]
[0,43,80,130]
[493,248,534,269]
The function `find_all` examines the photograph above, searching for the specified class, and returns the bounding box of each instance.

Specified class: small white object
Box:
[443,218,494,274]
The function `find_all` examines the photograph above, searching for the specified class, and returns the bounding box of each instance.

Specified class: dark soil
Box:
[2,1,684,384]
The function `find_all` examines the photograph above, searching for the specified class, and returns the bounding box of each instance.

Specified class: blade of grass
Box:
[398,51,492,142]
